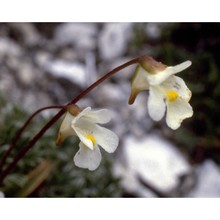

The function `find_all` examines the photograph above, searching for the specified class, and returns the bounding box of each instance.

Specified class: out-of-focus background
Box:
[0,23,220,197]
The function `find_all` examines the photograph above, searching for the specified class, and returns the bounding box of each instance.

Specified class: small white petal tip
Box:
[183,60,192,68]
[173,60,192,73]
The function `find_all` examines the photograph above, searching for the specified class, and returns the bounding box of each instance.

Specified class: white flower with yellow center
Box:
[129,56,193,129]
[147,75,193,129]
[129,57,192,104]
[56,107,119,171]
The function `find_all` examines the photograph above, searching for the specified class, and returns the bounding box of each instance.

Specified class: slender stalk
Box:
[0,106,64,173]
[69,57,140,104]
[0,109,65,184]
[0,56,140,184]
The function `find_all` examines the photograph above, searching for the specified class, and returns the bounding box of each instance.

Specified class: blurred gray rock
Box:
[187,160,220,197]
[85,51,97,86]
[0,37,22,59]
[145,23,161,40]
[8,23,41,46]
[113,161,157,197]
[54,23,98,51]
[0,191,4,198]
[145,23,168,40]
[0,70,18,95]
[43,58,87,88]
[110,57,136,81]
[98,23,133,61]
[96,82,128,105]
[35,50,52,67]
[114,134,191,196]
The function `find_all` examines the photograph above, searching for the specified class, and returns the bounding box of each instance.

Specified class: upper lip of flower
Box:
[142,60,192,86]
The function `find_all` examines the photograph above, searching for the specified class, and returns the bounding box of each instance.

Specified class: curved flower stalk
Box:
[129,56,193,129]
[56,106,119,171]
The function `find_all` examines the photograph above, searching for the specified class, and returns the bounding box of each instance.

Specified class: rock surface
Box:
[187,160,220,197]
[114,134,191,196]
[98,23,133,61]
[0,191,4,198]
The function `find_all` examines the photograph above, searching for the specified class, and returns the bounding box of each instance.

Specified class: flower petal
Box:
[93,125,119,153]
[74,142,101,171]
[166,98,193,130]
[84,109,112,124]
[161,76,192,101]
[72,120,96,149]
[56,112,76,145]
[167,60,192,75]
[72,107,92,124]
[147,61,192,86]
[147,86,166,121]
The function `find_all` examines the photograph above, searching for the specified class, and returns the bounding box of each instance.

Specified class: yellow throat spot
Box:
[166,91,179,102]
[86,134,96,145]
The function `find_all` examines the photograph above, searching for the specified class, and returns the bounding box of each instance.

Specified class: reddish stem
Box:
[0,106,64,173]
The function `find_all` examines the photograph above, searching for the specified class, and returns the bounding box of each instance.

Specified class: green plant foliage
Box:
[0,95,122,197]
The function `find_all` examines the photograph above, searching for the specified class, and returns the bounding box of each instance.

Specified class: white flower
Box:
[147,75,193,129]
[128,57,193,129]
[56,107,119,171]
[129,57,191,104]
